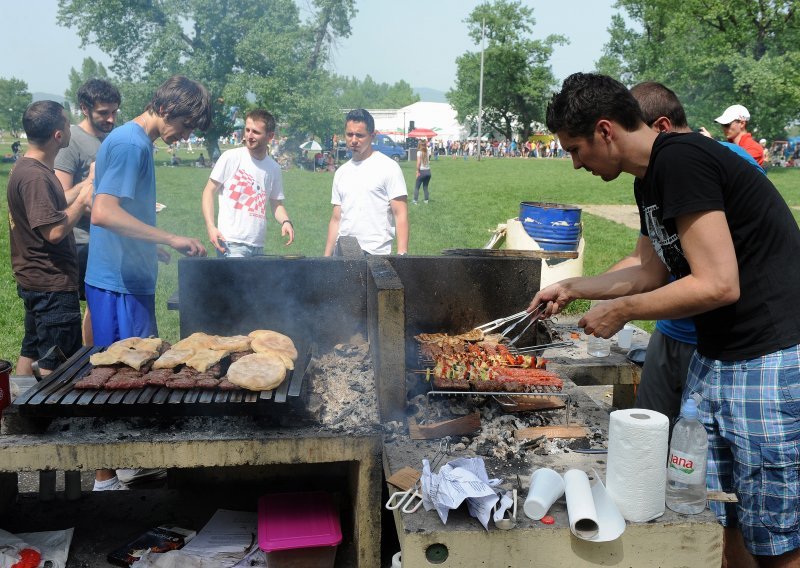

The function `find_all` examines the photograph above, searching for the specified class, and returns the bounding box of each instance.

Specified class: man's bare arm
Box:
[93,193,206,256]
[270,200,294,245]
[390,197,408,254]
[324,205,342,256]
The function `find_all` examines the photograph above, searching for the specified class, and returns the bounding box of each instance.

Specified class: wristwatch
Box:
[281,219,293,227]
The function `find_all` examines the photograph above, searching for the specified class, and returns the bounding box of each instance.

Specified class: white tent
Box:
[369,102,467,142]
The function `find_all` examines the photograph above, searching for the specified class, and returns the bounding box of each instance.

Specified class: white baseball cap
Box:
[714,104,750,124]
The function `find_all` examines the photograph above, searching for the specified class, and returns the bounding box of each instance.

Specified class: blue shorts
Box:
[85,284,157,347]
[17,286,82,370]
[685,347,800,557]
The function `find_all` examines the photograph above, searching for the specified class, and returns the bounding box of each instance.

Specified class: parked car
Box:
[345,134,407,161]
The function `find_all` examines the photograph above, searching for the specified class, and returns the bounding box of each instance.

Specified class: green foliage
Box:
[333,75,420,109]
[600,0,800,140]
[0,78,32,137]
[56,0,356,156]
[447,0,567,140]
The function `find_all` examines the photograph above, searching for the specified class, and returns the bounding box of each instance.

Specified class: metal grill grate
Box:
[13,344,311,418]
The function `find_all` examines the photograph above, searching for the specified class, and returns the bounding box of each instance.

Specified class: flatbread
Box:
[118,349,159,371]
[225,352,287,392]
[248,330,293,346]
[153,348,196,369]
[136,337,164,352]
[209,335,252,352]
[172,332,216,351]
[250,332,298,361]
[185,348,230,373]
[250,347,294,370]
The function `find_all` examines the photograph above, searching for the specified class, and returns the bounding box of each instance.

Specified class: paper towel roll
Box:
[563,469,599,539]
[606,408,669,522]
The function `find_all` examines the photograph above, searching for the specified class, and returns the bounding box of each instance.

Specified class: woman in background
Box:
[413,139,432,204]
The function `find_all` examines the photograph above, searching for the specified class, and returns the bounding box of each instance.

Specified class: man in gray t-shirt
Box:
[54,79,120,345]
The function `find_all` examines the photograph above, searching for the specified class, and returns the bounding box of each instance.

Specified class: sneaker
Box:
[412,200,418,205]
[93,477,128,491]
[424,200,429,204]
[116,468,168,485]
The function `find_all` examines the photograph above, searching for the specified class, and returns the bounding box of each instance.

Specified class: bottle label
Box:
[667,449,704,483]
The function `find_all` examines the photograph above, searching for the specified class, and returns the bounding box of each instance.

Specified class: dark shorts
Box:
[634,328,696,423]
[17,286,82,371]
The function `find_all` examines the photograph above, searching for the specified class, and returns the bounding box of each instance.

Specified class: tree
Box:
[64,57,112,117]
[446,0,566,141]
[597,0,800,141]
[0,78,32,138]
[56,0,357,157]
[333,75,420,109]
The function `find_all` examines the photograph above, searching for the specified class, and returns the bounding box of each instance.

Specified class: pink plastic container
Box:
[258,491,342,568]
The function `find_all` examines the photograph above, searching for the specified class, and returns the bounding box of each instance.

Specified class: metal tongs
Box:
[473,303,548,343]
[386,437,450,514]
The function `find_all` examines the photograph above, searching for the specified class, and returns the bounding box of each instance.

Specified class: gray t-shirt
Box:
[54,124,102,243]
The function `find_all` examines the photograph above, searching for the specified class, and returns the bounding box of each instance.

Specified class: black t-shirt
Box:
[636,132,800,360]
[7,157,78,291]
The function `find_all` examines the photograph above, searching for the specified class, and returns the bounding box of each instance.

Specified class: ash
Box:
[403,392,607,461]
[306,339,381,434]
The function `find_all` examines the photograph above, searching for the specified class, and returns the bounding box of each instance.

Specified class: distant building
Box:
[343,102,468,142]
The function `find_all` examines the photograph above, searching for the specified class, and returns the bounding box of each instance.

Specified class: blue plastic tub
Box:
[519,202,582,251]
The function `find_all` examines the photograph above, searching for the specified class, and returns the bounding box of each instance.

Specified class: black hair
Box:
[630,82,688,129]
[146,75,212,131]
[546,73,644,138]
[345,108,375,133]
[77,78,121,110]
[245,109,276,133]
[22,100,67,145]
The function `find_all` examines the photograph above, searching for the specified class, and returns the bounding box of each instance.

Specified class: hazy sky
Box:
[4,0,617,96]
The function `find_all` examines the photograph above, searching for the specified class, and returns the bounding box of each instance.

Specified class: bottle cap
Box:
[680,398,698,420]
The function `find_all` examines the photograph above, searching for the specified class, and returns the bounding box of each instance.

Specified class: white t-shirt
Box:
[209,147,284,247]
[331,151,407,255]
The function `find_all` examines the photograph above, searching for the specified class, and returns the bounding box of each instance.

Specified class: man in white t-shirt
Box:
[324,109,409,256]
[202,109,294,256]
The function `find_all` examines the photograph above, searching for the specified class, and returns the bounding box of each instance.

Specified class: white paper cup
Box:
[524,467,565,520]
[616,324,634,350]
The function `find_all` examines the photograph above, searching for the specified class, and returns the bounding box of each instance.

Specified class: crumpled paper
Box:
[420,456,502,529]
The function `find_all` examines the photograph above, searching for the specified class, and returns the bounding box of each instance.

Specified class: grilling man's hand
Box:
[579,299,624,339]
[529,280,575,318]
[171,236,207,257]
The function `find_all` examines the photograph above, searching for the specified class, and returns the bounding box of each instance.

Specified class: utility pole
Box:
[477,18,485,162]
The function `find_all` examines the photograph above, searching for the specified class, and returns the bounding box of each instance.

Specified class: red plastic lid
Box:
[540,515,555,525]
[258,491,342,552]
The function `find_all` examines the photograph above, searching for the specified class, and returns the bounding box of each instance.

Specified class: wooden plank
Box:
[441,248,579,260]
[515,424,590,440]
[387,467,421,492]
[408,412,481,440]
[499,395,565,412]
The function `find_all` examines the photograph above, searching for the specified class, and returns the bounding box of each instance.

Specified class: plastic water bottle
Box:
[665,398,708,514]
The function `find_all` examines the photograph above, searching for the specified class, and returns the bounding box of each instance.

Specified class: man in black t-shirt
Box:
[531,73,800,566]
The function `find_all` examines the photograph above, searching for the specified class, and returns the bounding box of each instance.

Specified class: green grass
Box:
[2,149,799,368]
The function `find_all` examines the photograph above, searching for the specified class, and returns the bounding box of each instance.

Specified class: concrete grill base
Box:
[384,385,723,567]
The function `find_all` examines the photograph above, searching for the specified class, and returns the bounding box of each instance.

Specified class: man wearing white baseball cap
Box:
[704,104,764,166]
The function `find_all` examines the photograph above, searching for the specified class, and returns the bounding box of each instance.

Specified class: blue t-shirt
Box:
[85,122,158,295]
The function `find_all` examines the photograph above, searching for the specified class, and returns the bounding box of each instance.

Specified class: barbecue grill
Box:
[13,343,311,418]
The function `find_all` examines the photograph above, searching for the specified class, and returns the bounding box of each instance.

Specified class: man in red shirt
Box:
[707,104,764,166]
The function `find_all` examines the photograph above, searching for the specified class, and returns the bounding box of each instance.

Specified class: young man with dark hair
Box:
[201,108,293,257]
[86,75,211,491]
[55,78,121,345]
[324,108,408,256]
[533,72,800,566]
[7,101,93,376]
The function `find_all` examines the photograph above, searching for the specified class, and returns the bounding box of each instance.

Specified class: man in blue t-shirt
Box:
[86,76,211,346]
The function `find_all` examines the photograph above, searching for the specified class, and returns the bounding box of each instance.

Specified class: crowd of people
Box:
[6,71,800,565]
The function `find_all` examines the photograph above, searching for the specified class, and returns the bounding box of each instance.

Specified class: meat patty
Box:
[217,379,240,391]
[230,350,254,362]
[144,369,175,386]
[104,375,148,390]
[196,377,221,389]
[74,366,118,389]
[165,377,197,389]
